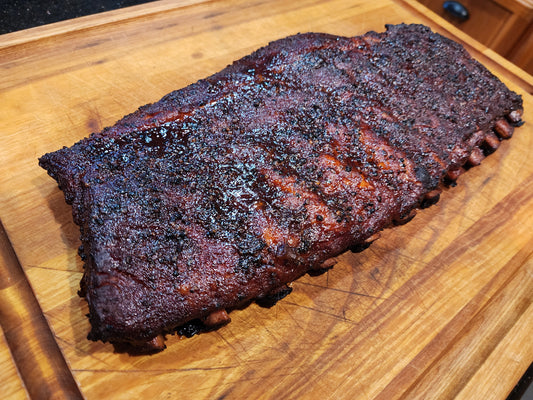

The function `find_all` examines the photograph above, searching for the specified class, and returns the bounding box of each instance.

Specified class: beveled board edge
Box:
[0,0,208,49]
[0,221,83,400]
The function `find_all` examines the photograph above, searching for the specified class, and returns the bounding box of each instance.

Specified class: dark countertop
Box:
[0,2,531,399]
[0,0,155,35]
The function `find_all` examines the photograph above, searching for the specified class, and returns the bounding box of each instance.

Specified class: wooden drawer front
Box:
[419,0,512,48]
[418,0,533,74]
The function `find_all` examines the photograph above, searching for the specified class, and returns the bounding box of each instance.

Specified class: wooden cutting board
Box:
[1,0,532,399]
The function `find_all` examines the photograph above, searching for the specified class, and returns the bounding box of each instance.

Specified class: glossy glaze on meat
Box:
[39,24,524,351]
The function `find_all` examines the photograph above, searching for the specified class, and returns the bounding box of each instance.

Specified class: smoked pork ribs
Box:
[39,24,524,351]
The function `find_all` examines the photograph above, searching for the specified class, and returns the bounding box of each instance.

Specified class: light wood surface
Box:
[0,221,83,399]
[0,0,532,399]
[0,327,28,400]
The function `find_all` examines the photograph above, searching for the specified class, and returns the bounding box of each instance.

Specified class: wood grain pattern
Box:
[0,0,532,399]
[0,327,28,400]
[0,222,83,400]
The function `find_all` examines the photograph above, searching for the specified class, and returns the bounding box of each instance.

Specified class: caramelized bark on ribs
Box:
[39,24,524,351]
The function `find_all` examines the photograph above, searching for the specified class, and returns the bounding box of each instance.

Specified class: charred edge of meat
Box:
[393,209,417,226]
[111,334,167,354]
[178,309,231,335]
[443,110,524,186]
[349,233,381,253]
[255,284,293,308]
[307,257,338,277]
[111,287,292,353]
[112,310,231,354]
[420,189,442,209]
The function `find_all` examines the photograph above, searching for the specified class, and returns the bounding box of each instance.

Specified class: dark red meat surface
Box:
[39,24,524,351]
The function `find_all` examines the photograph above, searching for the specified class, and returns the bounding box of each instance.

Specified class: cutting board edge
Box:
[0,221,84,400]
[0,0,208,50]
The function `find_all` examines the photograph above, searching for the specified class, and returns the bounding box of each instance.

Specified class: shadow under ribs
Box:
[39,24,524,352]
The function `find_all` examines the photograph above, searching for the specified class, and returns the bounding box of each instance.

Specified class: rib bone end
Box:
[507,109,523,123]
[421,189,442,208]
[446,167,465,183]
[494,118,514,139]
[467,147,485,167]
[204,310,231,328]
[482,131,501,153]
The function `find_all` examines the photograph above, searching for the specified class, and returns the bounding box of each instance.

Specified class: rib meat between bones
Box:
[39,24,524,351]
